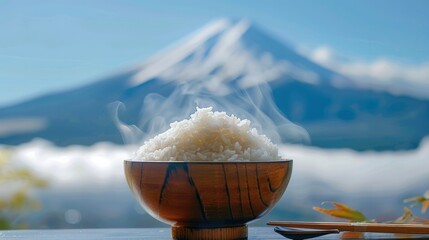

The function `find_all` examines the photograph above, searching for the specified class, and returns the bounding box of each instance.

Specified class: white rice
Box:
[133,107,281,161]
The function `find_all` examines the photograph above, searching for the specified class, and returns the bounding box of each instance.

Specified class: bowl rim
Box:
[124,159,292,163]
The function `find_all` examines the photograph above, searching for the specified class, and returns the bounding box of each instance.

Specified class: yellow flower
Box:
[404,190,429,214]
[313,202,369,222]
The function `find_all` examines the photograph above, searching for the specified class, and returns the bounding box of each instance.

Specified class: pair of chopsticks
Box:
[267,221,429,234]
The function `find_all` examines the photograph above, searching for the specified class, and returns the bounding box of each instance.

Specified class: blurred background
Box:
[1,0,429,229]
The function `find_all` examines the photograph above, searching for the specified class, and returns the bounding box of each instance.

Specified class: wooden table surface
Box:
[1,227,429,239]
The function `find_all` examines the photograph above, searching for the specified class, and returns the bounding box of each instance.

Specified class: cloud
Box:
[280,138,429,195]
[0,117,47,137]
[4,137,429,198]
[5,139,133,189]
[307,46,429,98]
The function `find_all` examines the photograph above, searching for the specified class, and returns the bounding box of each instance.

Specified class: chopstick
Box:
[267,221,429,234]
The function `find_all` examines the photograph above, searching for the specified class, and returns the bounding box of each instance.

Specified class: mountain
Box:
[1,18,428,150]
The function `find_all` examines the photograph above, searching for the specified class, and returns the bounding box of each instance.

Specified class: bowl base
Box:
[171,225,248,240]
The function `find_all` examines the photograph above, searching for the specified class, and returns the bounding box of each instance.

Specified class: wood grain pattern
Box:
[124,160,292,228]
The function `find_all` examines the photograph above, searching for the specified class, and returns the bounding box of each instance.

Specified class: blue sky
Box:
[1,0,429,106]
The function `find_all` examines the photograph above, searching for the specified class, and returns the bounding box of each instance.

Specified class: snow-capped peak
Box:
[130,18,338,94]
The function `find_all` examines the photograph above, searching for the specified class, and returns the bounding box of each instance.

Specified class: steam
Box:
[110,102,144,145]
[112,76,309,147]
[111,18,310,147]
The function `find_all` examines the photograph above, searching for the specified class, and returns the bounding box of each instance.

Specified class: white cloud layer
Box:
[2,138,429,204]
[280,138,429,195]
[3,140,133,189]
[307,46,429,99]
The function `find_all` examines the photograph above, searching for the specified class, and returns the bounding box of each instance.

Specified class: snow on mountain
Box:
[130,18,343,95]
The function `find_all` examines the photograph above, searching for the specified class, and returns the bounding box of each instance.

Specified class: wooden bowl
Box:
[124,160,292,240]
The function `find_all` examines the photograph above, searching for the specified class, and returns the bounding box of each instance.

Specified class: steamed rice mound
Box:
[134,107,281,161]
